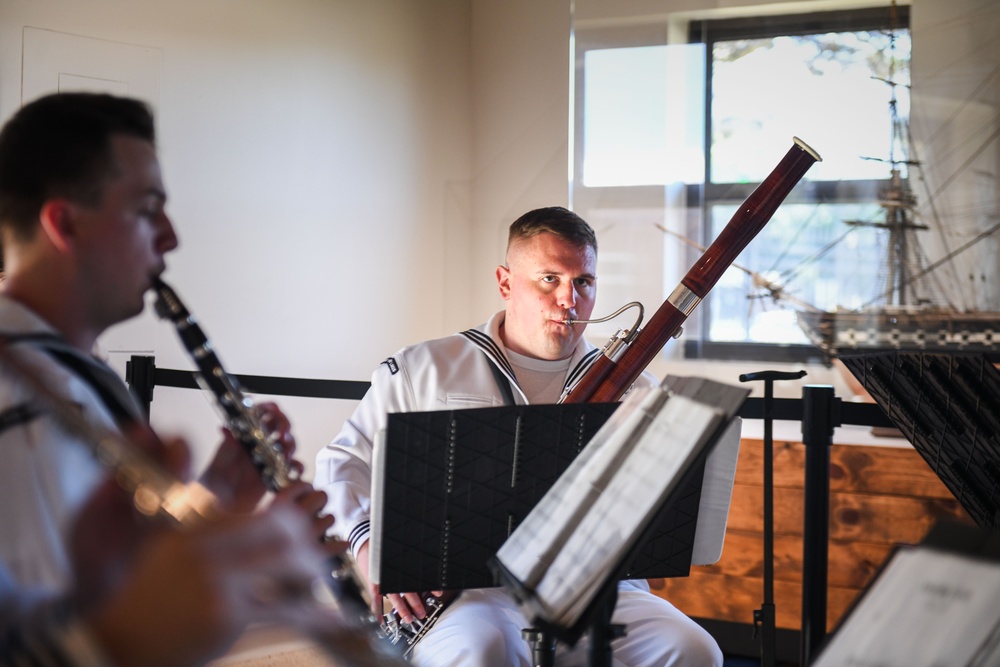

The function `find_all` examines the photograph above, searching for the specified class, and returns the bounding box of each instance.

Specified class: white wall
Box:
[0,0,474,477]
[467,0,573,322]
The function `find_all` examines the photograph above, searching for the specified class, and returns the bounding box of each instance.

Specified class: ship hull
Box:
[796,308,1000,356]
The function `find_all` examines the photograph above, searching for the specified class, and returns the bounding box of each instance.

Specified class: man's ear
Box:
[496,265,512,300]
[38,200,77,253]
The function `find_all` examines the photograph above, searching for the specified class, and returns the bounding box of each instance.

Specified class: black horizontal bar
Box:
[153,368,372,401]
[151,368,894,428]
[737,396,895,429]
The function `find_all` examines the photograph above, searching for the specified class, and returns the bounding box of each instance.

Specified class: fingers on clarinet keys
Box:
[382,593,449,649]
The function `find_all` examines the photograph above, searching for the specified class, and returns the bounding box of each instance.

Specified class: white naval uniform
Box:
[0,295,137,665]
[315,311,722,667]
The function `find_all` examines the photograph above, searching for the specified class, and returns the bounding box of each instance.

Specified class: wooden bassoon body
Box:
[561,137,822,404]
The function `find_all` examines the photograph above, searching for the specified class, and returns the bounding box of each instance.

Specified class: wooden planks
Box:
[648,438,971,631]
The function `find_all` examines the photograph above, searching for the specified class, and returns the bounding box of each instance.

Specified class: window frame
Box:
[571,4,911,363]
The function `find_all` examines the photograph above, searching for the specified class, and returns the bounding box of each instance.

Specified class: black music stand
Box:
[739,369,808,667]
[839,351,1000,529]
[371,376,747,666]
[372,401,704,595]
[488,377,748,655]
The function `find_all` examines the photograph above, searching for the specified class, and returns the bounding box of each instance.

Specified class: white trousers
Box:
[409,582,722,667]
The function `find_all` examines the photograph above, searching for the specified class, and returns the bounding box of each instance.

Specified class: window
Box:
[572,6,911,362]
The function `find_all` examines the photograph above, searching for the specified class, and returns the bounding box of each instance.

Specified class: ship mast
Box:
[843,7,926,308]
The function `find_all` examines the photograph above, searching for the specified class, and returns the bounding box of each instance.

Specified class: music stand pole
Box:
[521,629,556,667]
[740,370,807,667]
[588,586,625,667]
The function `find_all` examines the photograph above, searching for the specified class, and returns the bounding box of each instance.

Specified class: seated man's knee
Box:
[658,622,723,667]
[413,616,528,667]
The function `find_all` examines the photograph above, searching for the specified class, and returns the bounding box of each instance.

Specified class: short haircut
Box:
[506,206,597,256]
[0,92,156,241]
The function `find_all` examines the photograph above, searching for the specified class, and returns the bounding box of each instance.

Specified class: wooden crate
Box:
[648,438,970,631]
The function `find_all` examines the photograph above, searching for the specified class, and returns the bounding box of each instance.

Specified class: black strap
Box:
[41,348,140,427]
[485,353,517,407]
[0,402,43,438]
[0,333,141,428]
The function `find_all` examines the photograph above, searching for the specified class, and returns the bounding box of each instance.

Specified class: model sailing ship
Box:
[791,26,1000,360]
[793,167,1000,357]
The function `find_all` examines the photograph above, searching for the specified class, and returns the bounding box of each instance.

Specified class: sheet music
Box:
[496,389,725,627]
[812,546,1000,667]
[691,417,741,565]
[496,385,665,590]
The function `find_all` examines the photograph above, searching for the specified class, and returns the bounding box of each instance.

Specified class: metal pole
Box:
[587,587,624,667]
[521,630,555,667]
[125,354,156,418]
[800,385,839,666]
[740,370,806,667]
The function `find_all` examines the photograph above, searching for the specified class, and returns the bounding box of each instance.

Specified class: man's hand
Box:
[355,542,443,624]
[69,429,190,609]
[82,497,344,667]
[271,480,344,558]
[201,401,298,513]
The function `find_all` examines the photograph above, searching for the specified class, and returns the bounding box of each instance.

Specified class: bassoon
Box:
[560,137,821,404]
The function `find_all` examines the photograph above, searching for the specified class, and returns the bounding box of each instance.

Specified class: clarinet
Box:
[0,339,404,667]
[151,277,400,660]
[381,591,459,658]
[151,277,293,491]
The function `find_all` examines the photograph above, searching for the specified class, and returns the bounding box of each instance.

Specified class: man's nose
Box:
[556,282,577,308]
[158,211,180,253]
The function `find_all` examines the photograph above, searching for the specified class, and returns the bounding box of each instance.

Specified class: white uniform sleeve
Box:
[315,358,415,558]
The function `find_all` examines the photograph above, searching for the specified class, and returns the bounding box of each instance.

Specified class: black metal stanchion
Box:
[739,370,807,667]
[799,385,840,666]
[125,354,156,418]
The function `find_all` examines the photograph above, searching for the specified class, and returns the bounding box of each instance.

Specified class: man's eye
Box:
[541,276,557,284]
[137,203,160,219]
[575,278,593,288]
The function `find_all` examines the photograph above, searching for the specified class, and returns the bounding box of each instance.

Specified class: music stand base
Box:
[522,629,556,667]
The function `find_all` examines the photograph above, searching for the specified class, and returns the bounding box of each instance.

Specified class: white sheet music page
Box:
[811,546,1000,667]
[541,395,722,626]
[495,385,665,591]
[496,390,724,627]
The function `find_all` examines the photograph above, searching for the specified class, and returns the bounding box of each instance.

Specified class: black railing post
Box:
[125,354,156,418]
[800,385,840,666]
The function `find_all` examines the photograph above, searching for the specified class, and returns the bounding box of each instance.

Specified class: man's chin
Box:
[125,297,148,321]
[542,335,580,361]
